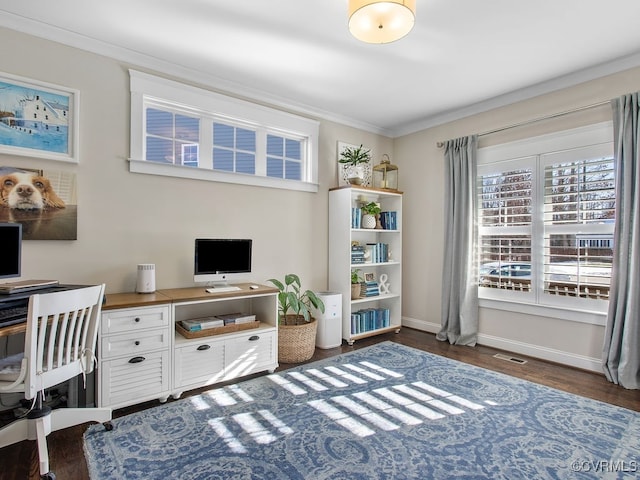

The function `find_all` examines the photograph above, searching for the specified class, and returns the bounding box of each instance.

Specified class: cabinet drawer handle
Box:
[134,317,141,323]
[248,335,260,341]
[134,340,140,346]
[197,344,211,351]
[129,356,145,364]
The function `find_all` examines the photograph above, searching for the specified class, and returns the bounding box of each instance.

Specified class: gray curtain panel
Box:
[437,135,479,346]
[603,93,640,389]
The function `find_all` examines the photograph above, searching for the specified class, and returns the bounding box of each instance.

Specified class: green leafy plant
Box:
[339,144,371,165]
[362,201,381,215]
[351,269,363,284]
[267,273,325,325]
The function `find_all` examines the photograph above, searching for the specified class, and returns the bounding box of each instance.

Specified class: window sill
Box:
[128,159,319,193]
[479,298,607,326]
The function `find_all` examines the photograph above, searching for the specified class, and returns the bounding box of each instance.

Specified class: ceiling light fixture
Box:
[348,0,416,44]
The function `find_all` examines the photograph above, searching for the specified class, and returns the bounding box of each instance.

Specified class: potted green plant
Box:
[351,268,363,300]
[339,144,371,185]
[267,273,325,363]
[361,201,381,229]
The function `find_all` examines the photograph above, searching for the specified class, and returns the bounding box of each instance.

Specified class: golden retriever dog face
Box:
[0,171,66,210]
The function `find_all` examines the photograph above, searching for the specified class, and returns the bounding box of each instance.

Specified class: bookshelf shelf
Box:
[329,186,402,345]
[351,261,401,268]
[351,292,400,305]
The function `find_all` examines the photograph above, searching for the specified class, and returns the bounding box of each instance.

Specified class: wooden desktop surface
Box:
[159,283,278,303]
[0,284,277,337]
[0,322,28,338]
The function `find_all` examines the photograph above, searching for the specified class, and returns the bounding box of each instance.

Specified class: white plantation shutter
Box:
[477,122,615,315]
[541,144,615,305]
[478,159,534,300]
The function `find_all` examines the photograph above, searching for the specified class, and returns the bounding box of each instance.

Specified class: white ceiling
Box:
[1,0,640,137]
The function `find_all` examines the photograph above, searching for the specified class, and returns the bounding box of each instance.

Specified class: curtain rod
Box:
[436,100,610,148]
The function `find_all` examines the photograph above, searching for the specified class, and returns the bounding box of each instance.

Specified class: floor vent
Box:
[493,353,527,365]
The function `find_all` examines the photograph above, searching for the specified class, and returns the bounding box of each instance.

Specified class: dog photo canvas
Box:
[0,165,77,240]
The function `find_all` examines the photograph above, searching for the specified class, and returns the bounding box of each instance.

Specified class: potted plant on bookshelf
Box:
[339,144,371,185]
[267,273,325,363]
[361,201,381,229]
[351,269,363,300]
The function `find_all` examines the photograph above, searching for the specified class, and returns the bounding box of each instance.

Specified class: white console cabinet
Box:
[98,285,278,409]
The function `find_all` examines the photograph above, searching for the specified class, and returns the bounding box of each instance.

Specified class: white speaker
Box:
[136,264,156,293]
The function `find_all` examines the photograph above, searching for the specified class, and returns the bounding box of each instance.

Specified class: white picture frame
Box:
[0,71,79,163]
[337,141,372,187]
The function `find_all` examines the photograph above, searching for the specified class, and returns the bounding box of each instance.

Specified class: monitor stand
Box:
[204,282,241,293]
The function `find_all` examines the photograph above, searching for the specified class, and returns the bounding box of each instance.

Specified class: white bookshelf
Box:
[329,186,402,345]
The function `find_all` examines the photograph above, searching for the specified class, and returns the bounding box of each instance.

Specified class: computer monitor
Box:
[194,238,252,284]
[0,222,22,280]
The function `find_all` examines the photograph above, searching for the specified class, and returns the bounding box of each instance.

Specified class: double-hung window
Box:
[477,122,615,319]
[129,70,320,192]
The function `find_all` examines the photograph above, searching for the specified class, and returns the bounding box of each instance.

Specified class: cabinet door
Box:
[174,339,225,389]
[99,349,170,408]
[223,330,277,380]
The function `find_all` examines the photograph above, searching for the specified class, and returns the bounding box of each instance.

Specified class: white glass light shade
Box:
[348,0,416,44]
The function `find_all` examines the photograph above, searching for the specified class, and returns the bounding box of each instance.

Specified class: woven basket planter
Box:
[278,315,318,363]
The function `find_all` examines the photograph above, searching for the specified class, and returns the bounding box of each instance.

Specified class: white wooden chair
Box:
[0,284,112,480]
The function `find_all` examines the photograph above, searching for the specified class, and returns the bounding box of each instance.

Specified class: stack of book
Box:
[351,207,362,228]
[379,211,398,230]
[180,312,256,332]
[350,307,390,334]
[180,316,224,332]
[215,312,256,325]
[363,280,380,297]
[365,242,389,263]
[351,244,366,264]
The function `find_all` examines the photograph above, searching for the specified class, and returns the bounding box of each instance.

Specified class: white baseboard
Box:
[402,316,440,334]
[402,316,603,373]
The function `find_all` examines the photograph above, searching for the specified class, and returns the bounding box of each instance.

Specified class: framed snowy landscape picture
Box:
[0,72,79,163]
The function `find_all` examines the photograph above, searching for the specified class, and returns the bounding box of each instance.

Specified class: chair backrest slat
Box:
[24,284,105,397]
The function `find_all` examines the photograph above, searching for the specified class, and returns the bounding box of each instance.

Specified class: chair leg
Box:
[35,417,52,478]
[0,417,29,448]
[50,407,112,432]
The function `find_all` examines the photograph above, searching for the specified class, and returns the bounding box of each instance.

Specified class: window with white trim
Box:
[477,122,615,315]
[129,70,320,192]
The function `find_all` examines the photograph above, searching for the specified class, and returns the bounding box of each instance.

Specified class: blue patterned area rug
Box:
[84,342,640,479]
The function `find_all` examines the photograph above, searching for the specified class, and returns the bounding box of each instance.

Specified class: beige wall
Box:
[3,25,636,372]
[396,66,640,371]
[0,27,392,295]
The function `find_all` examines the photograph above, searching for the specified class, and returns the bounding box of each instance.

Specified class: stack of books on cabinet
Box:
[363,279,379,297]
[180,312,256,332]
[177,312,259,338]
[365,242,389,263]
[351,207,362,228]
[351,244,366,264]
[350,307,390,334]
[379,211,398,230]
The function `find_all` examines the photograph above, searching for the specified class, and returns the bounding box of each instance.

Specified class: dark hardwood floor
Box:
[1,328,638,480]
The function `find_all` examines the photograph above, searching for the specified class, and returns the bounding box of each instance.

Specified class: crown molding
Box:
[391,50,640,138]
